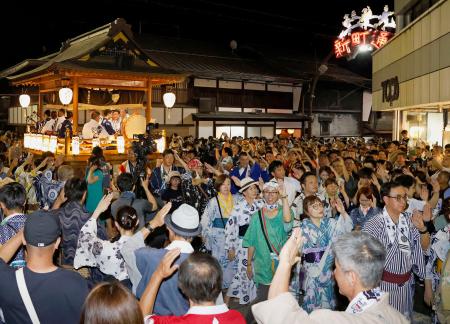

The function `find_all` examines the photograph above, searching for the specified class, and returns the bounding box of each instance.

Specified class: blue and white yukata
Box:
[299,214,353,313]
[426,224,449,324]
[201,194,241,289]
[225,198,265,304]
[363,208,425,320]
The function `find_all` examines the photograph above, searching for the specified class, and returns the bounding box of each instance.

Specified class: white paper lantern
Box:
[24,133,30,148]
[275,129,281,135]
[287,129,295,134]
[163,92,176,108]
[49,136,58,153]
[72,136,80,155]
[37,134,44,151]
[43,135,50,152]
[117,136,125,154]
[59,87,73,105]
[19,94,30,108]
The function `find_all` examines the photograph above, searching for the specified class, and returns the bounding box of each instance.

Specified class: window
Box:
[320,121,330,136]
[216,126,245,138]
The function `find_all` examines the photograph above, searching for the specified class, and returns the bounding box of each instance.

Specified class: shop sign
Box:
[381,76,399,106]
[334,5,396,59]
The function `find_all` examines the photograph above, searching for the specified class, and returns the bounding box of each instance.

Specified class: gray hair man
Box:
[252,230,408,324]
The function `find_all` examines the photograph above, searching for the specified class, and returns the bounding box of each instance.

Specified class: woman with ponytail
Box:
[74,194,138,286]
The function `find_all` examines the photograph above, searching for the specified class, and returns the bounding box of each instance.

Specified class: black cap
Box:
[24,211,61,247]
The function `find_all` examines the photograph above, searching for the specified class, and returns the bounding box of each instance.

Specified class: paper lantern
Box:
[117,136,125,154]
[49,136,58,153]
[72,136,80,155]
[163,92,176,108]
[59,87,73,105]
[19,94,30,108]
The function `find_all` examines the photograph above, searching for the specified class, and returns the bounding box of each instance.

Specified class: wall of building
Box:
[372,0,450,111]
[311,113,360,137]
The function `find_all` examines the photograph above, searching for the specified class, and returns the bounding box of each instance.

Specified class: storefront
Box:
[372,0,450,146]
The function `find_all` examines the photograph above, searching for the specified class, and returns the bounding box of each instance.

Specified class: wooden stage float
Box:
[8,19,185,164]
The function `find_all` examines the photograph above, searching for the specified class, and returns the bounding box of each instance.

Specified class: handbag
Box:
[215,196,226,228]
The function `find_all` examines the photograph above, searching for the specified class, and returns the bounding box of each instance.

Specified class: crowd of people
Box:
[0,129,448,324]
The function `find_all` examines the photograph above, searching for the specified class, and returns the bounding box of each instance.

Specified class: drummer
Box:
[82,110,109,139]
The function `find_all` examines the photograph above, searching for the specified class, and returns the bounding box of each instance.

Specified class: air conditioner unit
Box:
[254,108,263,114]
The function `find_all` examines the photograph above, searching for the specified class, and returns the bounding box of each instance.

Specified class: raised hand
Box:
[332,197,346,214]
[151,202,172,228]
[279,228,304,267]
[140,176,149,189]
[92,192,114,218]
[277,179,286,196]
[411,209,426,232]
[231,176,241,187]
[155,248,181,279]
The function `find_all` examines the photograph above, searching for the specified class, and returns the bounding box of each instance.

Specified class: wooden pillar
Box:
[72,77,79,133]
[146,78,152,123]
[38,89,43,121]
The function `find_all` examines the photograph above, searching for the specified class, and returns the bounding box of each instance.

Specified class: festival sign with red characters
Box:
[334,5,396,60]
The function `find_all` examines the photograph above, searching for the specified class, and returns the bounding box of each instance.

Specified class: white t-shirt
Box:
[55,116,66,132]
[283,176,301,206]
[82,119,108,139]
[40,119,56,133]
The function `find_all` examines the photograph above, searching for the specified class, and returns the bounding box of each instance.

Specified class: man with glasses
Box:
[363,181,428,320]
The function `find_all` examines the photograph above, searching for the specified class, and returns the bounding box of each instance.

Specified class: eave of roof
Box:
[192,112,310,122]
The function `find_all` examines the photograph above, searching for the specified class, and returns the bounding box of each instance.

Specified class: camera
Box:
[131,122,159,185]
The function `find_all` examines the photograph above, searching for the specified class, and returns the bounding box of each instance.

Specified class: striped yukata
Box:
[362,207,425,320]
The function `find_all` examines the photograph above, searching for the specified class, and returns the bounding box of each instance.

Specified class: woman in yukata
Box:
[299,195,353,313]
[201,174,241,300]
[225,177,264,305]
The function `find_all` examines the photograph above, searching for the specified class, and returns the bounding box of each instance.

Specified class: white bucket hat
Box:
[164,203,202,237]
[238,177,258,193]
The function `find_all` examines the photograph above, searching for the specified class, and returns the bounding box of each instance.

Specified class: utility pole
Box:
[306,49,335,137]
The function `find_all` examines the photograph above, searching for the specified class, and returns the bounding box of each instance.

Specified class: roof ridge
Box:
[66,21,113,45]
[145,49,251,61]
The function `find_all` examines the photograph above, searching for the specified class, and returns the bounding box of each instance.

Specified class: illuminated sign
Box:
[335,5,396,59]
[381,76,399,106]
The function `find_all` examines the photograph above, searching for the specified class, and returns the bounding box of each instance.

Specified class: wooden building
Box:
[1,18,370,139]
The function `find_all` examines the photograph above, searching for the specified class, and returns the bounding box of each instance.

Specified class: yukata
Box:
[299,215,353,313]
[180,173,216,216]
[225,198,265,304]
[74,218,130,281]
[363,208,426,320]
[425,224,450,324]
[349,206,380,229]
[0,213,27,268]
[201,194,241,289]
[14,165,39,205]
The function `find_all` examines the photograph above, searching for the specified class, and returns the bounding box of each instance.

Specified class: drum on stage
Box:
[124,114,146,139]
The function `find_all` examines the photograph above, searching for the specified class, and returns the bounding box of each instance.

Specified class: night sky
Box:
[2,0,394,78]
